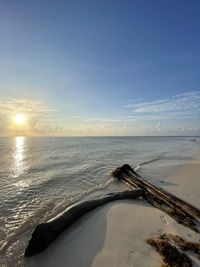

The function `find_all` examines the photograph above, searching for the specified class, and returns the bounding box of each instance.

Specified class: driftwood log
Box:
[25,189,145,257]
[112,164,200,232]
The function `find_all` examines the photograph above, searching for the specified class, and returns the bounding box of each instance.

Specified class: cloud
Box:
[0,98,56,116]
[0,98,59,136]
[125,91,200,113]
[155,121,162,132]
[84,117,137,123]
[1,92,199,136]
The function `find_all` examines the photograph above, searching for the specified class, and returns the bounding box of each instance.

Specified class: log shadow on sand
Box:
[25,204,110,267]
[25,198,150,267]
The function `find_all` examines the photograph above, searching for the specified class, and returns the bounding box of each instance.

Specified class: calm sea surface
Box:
[0,136,199,266]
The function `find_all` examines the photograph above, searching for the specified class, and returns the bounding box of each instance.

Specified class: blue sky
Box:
[0,0,200,136]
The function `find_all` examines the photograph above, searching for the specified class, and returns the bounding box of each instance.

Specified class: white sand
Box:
[162,149,200,209]
[26,149,200,267]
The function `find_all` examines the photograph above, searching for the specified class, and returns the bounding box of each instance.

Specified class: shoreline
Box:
[26,149,200,267]
[162,148,200,209]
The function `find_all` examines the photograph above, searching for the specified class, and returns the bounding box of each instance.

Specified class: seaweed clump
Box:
[146,234,200,267]
[166,234,200,259]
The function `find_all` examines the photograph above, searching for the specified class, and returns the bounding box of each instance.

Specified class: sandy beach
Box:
[26,149,200,267]
[162,149,200,209]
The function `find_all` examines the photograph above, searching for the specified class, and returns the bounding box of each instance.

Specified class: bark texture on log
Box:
[112,164,200,232]
[25,189,145,257]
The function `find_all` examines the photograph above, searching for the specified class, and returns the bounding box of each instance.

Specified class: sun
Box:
[14,114,26,125]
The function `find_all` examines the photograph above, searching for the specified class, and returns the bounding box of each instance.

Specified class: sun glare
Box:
[14,114,26,125]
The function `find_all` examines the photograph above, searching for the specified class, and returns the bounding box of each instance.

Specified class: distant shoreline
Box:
[0,135,200,138]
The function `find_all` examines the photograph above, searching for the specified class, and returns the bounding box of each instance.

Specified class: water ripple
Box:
[0,136,198,266]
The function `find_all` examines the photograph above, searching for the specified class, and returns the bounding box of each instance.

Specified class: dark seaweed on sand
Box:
[146,234,200,267]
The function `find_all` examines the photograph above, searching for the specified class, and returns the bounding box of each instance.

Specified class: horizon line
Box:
[0,135,199,138]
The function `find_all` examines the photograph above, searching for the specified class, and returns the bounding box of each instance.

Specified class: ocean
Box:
[0,136,199,266]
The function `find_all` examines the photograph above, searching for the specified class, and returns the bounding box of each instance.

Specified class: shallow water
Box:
[0,136,199,266]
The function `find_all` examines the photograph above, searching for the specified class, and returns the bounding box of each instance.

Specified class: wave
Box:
[133,153,193,172]
[191,137,200,143]
[1,174,115,254]
[47,176,115,221]
[134,154,165,171]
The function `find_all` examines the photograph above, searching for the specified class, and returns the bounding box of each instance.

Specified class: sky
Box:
[0,0,200,136]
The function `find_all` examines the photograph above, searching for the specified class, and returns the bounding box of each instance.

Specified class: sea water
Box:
[0,136,199,266]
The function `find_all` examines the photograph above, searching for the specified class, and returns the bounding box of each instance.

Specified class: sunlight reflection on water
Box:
[13,137,25,178]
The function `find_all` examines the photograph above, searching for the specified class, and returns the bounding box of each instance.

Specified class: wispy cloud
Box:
[84,117,138,123]
[0,93,199,136]
[0,98,59,136]
[0,98,56,116]
[125,91,200,113]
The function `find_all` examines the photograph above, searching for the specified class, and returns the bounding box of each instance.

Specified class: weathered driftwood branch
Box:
[112,164,200,232]
[25,189,145,257]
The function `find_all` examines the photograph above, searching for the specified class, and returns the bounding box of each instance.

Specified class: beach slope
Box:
[26,149,200,267]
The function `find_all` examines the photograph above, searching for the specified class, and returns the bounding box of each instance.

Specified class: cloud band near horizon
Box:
[0,91,199,136]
